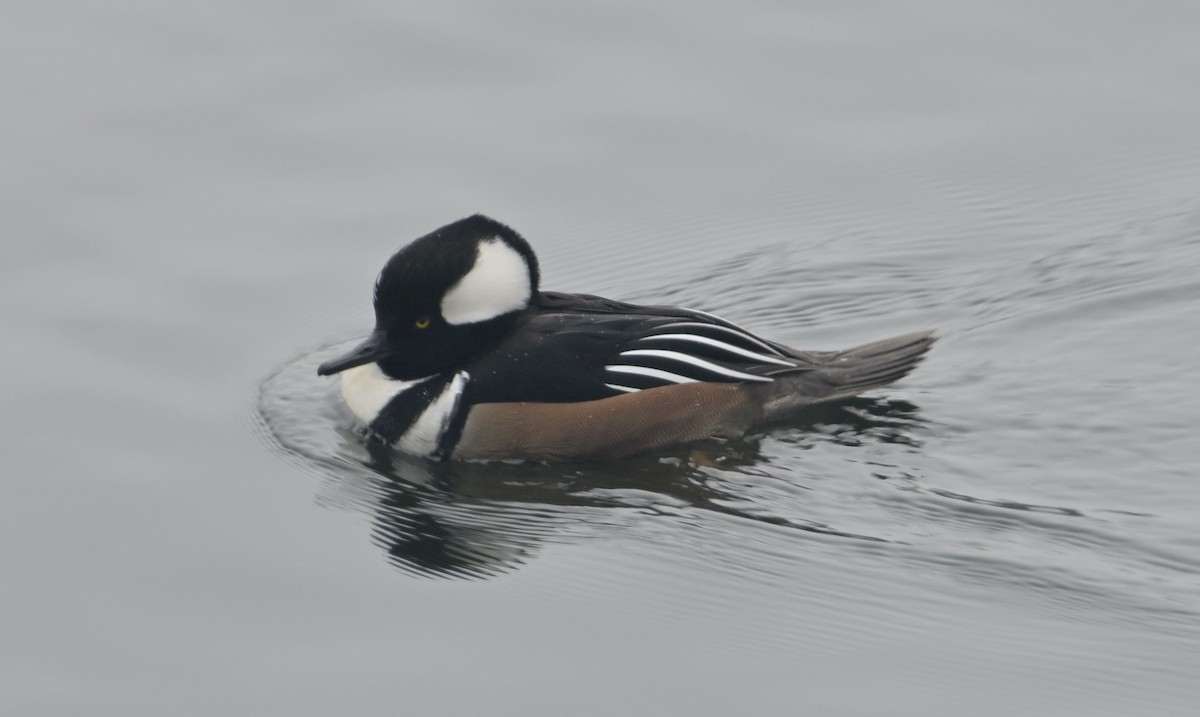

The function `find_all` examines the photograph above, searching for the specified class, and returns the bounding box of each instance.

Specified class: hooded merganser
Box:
[318,215,934,461]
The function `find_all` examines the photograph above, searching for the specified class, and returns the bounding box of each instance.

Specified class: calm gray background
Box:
[4,2,1199,715]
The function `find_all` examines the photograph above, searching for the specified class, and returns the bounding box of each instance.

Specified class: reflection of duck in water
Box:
[324,397,925,579]
[316,215,934,462]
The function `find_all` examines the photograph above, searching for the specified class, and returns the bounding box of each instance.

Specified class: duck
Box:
[318,214,934,461]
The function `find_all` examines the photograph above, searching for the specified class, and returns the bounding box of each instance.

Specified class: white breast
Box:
[339,362,426,425]
[396,371,468,456]
[338,363,469,457]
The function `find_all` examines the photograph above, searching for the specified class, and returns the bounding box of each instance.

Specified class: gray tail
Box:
[760,330,935,419]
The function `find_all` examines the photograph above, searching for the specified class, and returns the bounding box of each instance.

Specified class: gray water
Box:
[5,2,1200,715]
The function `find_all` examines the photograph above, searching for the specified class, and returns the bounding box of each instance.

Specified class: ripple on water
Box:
[257,327,1198,642]
[256,341,923,577]
[257,197,1200,656]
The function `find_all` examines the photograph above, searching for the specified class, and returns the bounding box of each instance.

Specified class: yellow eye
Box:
[414,317,431,329]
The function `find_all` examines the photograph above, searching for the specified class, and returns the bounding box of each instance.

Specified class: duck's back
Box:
[463,291,812,405]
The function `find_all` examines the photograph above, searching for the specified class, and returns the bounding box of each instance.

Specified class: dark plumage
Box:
[318,215,934,461]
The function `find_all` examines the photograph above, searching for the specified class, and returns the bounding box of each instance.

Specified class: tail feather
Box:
[758,330,935,421]
[820,330,935,392]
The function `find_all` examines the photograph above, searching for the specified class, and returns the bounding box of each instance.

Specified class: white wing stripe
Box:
[618,349,774,383]
[604,365,698,385]
[657,321,787,356]
[636,333,795,366]
[604,383,642,393]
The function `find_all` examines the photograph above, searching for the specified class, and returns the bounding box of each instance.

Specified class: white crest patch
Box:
[339,363,431,425]
[440,237,532,325]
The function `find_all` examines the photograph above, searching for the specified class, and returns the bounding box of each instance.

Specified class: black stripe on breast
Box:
[432,378,474,461]
[370,373,459,445]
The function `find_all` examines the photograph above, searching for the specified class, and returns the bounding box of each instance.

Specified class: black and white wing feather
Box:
[602,319,805,393]
[467,292,818,405]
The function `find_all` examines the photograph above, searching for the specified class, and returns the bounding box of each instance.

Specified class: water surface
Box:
[4,1,1199,715]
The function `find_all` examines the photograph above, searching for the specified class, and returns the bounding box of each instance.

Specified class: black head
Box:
[317,215,540,379]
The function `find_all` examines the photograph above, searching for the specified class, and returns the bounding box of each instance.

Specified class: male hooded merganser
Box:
[318,215,934,461]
